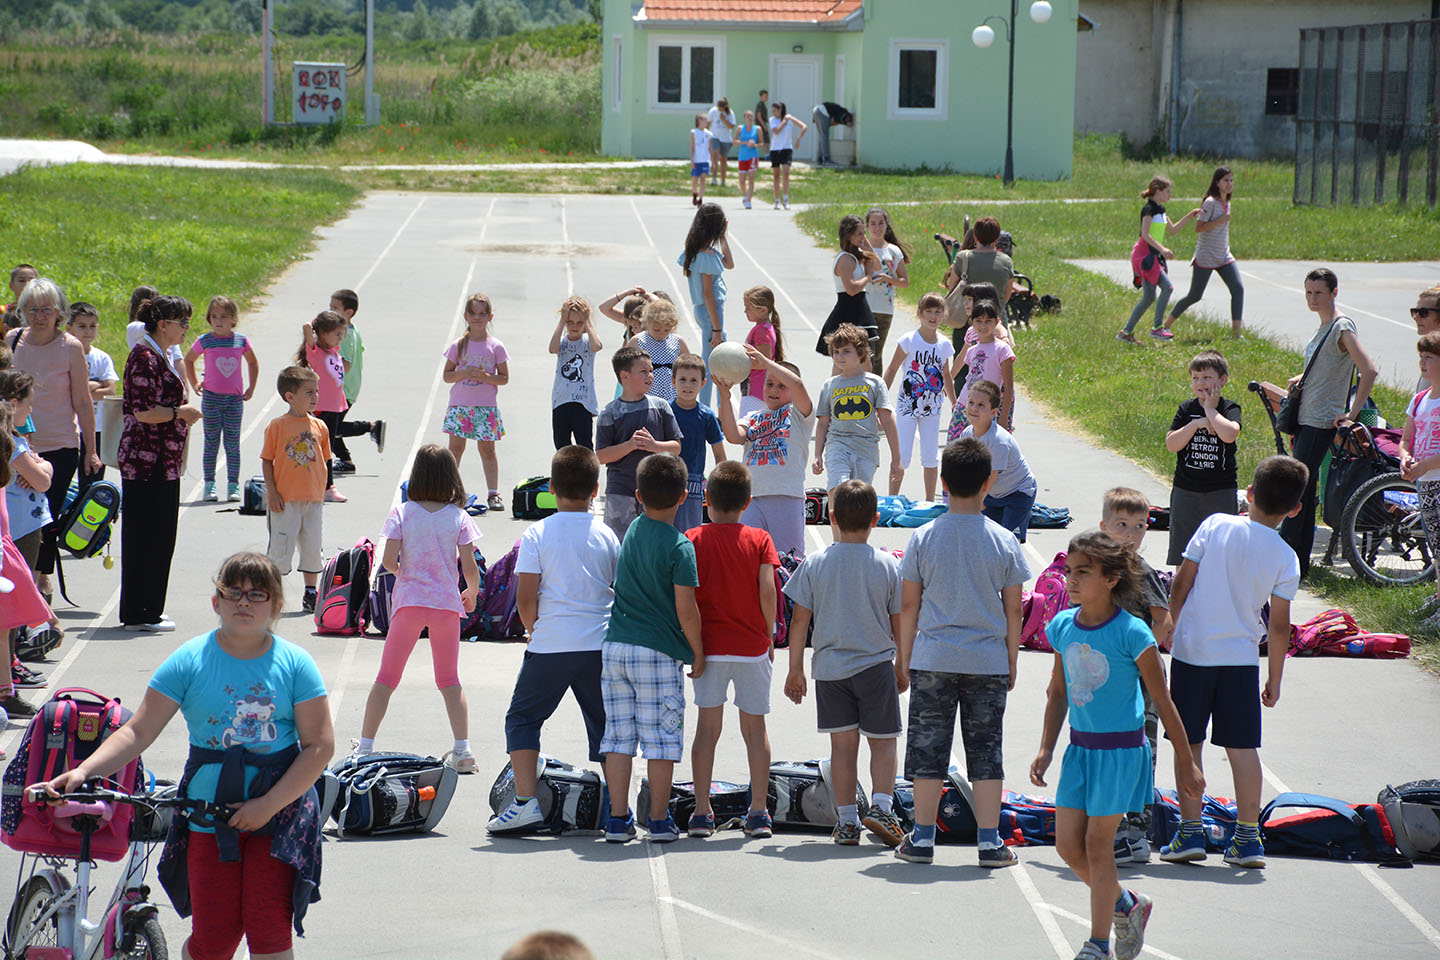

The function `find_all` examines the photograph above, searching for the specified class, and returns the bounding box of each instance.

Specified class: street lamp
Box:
[973,0,1054,185]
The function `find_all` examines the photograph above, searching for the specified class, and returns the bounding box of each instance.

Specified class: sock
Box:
[358,737,375,753]
[978,827,1002,849]
[838,803,859,826]
[454,739,470,754]
[515,795,535,805]
[911,823,936,846]
[488,490,498,498]
[872,792,893,815]
[1115,889,1136,914]
[1088,938,1110,955]
[1234,820,1260,842]
[1178,818,1203,838]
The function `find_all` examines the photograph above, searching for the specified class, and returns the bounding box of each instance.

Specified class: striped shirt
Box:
[1192,196,1234,268]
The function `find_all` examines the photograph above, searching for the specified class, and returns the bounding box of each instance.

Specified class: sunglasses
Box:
[216,585,272,604]
[1411,307,1438,319]
[163,317,191,330]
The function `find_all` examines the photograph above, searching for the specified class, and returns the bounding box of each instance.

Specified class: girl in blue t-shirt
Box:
[1030,532,1200,960]
[37,552,334,960]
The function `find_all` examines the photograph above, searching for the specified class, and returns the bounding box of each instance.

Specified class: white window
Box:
[612,36,622,111]
[888,39,948,119]
[647,35,725,113]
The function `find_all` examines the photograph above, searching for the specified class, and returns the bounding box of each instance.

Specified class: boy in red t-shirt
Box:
[685,460,779,838]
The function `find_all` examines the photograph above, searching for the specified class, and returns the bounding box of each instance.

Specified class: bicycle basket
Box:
[129,780,178,844]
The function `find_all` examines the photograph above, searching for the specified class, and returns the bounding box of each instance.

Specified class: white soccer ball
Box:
[707,341,753,386]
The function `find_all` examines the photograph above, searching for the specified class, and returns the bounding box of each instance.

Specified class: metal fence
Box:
[1295,19,1440,206]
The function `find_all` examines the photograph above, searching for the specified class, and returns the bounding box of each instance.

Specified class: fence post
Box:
[1352,25,1366,205]
[1375,23,1391,203]
[1332,27,1344,204]
[1429,22,1439,207]
[1400,22,1417,204]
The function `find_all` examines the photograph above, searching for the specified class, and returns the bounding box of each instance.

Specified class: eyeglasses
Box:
[216,585,271,604]
[162,317,191,330]
[1411,307,1438,319]
[26,304,58,316]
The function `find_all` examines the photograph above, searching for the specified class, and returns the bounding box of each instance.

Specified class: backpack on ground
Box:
[324,752,458,839]
[1289,608,1411,659]
[1020,551,1070,652]
[893,768,977,842]
[52,479,121,604]
[314,538,374,635]
[771,549,808,650]
[805,488,828,525]
[1260,791,1407,864]
[767,760,868,830]
[473,540,524,640]
[238,476,267,516]
[488,755,608,835]
[512,476,558,521]
[1379,780,1440,861]
[1,687,144,862]
[457,547,490,638]
[999,791,1058,846]
[1148,788,1238,852]
[876,495,945,528]
[638,779,752,828]
[1028,503,1072,529]
[367,569,397,636]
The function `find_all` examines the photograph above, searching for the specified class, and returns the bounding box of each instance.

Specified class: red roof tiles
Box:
[640,1,863,24]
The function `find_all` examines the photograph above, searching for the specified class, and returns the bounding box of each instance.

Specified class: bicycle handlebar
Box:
[27,785,233,825]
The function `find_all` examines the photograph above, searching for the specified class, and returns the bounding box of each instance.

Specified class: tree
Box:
[466,0,492,39]
[492,0,517,35]
[406,0,430,40]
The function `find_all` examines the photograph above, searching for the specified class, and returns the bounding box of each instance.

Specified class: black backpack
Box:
[638,778,752,828]
[1379,780,1440,862]
[488,755,608,834]
[323,752,458,838]
[238,476,267,516]
[512,476,558,521]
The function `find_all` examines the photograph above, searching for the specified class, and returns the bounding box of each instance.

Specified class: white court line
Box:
[1038,903,1191,960]
[659,896,834,959]
[327,637,360,723]
[627,196,705,345]
[726,232,820,333]
[354,196,426,293]
[1235,267,1412,332]
[1353,863,1440,951]
[645,844,685,960]
[560,197,575,296]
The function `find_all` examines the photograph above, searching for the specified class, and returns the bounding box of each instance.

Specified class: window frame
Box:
[647,34,726,114]
[1265,66,1300,117]
[888,38,948,120]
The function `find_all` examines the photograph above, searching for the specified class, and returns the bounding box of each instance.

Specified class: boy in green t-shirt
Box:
[600,453,705,844]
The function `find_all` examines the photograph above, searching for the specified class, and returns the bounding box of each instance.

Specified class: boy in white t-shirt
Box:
[66,302,117,495]
[1401,331,1440,627]
[1161,455,1307,870]
[689,115,713,208]
[489,445,621,835]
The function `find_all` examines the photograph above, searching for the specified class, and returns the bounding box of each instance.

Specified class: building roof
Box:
[636,1,864,26]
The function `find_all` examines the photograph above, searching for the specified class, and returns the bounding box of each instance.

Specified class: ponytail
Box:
[1141,175,1172,199]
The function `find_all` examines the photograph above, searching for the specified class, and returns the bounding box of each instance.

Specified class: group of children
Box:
[689,96,808,210]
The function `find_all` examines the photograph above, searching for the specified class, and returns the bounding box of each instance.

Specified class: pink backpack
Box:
[1289,608,1411,659]
[315,537,375,635]
[1020,551,1069,652]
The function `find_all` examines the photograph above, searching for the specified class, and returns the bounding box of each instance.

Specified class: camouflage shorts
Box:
[904,670,1007,781]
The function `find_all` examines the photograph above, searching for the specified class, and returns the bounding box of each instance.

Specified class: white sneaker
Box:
[445,748,478,775]
[488,797,544,834]
[773,200,781,210]
[782,195,790,209]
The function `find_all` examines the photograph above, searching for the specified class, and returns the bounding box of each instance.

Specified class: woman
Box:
[4,278,99,605]
[118,295,201,631]
[816,214,878,357]
[863,206,911,374]
[943,217,1015,352]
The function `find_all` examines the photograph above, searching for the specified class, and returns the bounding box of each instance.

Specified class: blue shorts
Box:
[504,651,606,761]
[1168,660,1261,749]
[691,162,710,178]
[1056,743,1152,817]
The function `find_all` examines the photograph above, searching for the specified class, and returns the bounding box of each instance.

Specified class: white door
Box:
[770,55,821,163]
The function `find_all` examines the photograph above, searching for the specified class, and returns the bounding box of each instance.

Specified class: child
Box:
[549,295,603,450]
[1,403,49,722]
[689,114,712,206]
[2,372,52,710]
[3,264,36,328]
[327,288,386,475]
[1400,331,1440,628]
[864,207,912,373]
[357,445,483,773]
[814,323,901,495]
[1164,350,1241,566]
[1098,487,1174,866]
[36,552,334,960]
[823,216,879,359]
[670,354,726,533]
[735,110,761,209]
[783,479,905,847]
[768,101,807,209]
[595,345,683,539]
[600,453,705,843]
[882,293,955,500]
[706,97,735,187]
[948,299,1015,439]
[678,202,734,407]
[125,284,184,375]
[490,445,620,834]
[685,460,778,837]
[1119,176,1200,344]
[1030,532,1202,960]
[185,296,259,502]
[260,366,331,613]
[1165,166,1244,337]
[1162,455,1307,869]
[66,302,116,496]
[443,293,510,511]
[598,286,652,345]
[297,311,349,502]
[957,281,1016,350]
[714,348,813,557]
[632,299,690,404]
[895,438,1030,866]
[1412,286,1440,391]
[740,286,785,419]
[961,380,1037,543]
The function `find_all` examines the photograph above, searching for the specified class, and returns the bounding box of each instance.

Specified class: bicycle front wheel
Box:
[5,874,62,959]
[123,916,168,960]
[1339,472,1436,587]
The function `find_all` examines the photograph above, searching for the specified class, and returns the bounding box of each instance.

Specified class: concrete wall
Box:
[1073,0,1164,146]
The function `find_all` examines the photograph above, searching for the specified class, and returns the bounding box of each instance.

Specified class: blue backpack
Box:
[1261,792,1407,865]
[1028,503,1072,529]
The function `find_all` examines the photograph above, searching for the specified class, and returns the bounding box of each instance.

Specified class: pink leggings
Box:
[375,606,462,689]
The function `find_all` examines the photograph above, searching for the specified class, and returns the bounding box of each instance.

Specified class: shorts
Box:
[769,149,793,167]
[691,162,710,178]
[739,495,806,558]
[674,489,703,534]
[266,500,323,575]
[603,492,642,540]
[816,660,902,738]
[711,141,731,158]
[692,657,772,715]
[443,404,504,442]
[1168,659,1261,748]
[737,157,756,172]
[1167,485,1239,566]
[1055,743,1152,817]
[897,411,943,469]
[904,670,1007,781]
[824,446,878,490]
[599,642,687,761]
[185,831,295,960]
[505,650,607,762]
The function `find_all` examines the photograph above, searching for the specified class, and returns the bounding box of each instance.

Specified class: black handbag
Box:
[1276,318,1340,435]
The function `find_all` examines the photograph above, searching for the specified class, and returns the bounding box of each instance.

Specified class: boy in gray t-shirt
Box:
[813,324,901,493]
[895,437,1030,867]
[783,479,905,848]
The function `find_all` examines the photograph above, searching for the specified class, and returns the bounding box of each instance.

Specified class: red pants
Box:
[185,830,295,959]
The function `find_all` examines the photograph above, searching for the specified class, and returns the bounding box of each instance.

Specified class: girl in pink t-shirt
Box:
[1401,341,1440,619]
[357,445,483,771]
[185,296,258,502]
[948,299,1016,440]
[443,293,510,511]
[299,310,349,500]
[740,285,786,418]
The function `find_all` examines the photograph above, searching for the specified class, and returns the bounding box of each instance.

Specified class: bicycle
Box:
[4,782,231,960]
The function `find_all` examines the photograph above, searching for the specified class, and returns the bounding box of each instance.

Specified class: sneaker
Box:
[227,483,241,502]
[1149,328,1174,341]
[488,797,544,834]
[1158,829,1207,863]
[1073,942,1112,960]
[605,810,637,843]
[862,809,905,848]
[1115,331,1139,344]
[978,843,1019,868]
[371,420,387,453]
[687,812,716,838]
[487,493,504,512]
[774,200,782,210]
[324,487,348,503]
[648,816,681,843]
[11,662,46,689]
[445,749,478,775]
[302,588,318,613]
[202,482,217,501]
[1114,834,1151,865]
[743,810,773,838]
[782,195,790,209]
[832,820,862,845]
[894,833,934,864]
[0,695,36,719]
[743,198,751,209]
[331,459,357,475]
[1112,891,1153,960]
[17,627,62,660]
[1223,836,1266,868]
[121,621,175,634]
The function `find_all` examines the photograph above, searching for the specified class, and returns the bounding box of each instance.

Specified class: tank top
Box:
[10,328,79,453]
[833,252,864,293]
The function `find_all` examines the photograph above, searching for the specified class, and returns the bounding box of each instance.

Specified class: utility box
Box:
[292,62,346,124]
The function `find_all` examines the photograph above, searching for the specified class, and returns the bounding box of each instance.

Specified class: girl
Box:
[689,113,712,206]
[1030,532,1200,960]
[1165,166,1244,337]
[598,285,652,344]
[631,299,690,403]
[186,296,259,501]
[958,282,1016,350]
[948,300,1014,438]
[740,285,785,418]
[863,207,912,374]
[1119,176,1200,344]
[38,551,334,960]
[1400,333,1440,627]
[2,370,60,670]
[549,295,603,450]
[819,215,878,362]
[0,401,50,721]
[767,102,807,209]
[442,293,510,512]
[357,445,482,772]
[735,110,761,209]
[960,379,1037,541]
[298,310,349,502]
[881,293,954,500]
[678,202,733,406]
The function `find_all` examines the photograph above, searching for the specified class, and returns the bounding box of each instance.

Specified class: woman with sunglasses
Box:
[1412,287,1440,390]
[118,295,202,631]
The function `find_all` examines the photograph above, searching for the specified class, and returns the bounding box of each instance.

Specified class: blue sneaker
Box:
[648,816,681,843]
[605,811,636,843]
[1158,829,1207,863]
[894,833,934,864]
[1223,836,1266,868]
[743,810,773,838]
[687,812,716,838]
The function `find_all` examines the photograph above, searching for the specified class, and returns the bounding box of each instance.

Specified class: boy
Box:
[595,345,683,539]
[66,302,117,497]
[600,454,705,843]
[783,479,906,847]
[1162,455,1307,869]
[895,438,1030,866]
[960,379,1037,542]
[326,288,386,475]
[813,323,901,496]
[713,348,814,558]
[689,114,712,207]
[260,366,331,613]
[3,264,36,328]
[670,353,726,532]
[1163,350,1241,566]
[1098,487,1173,865]
[490,445,621,834]
[684,460,778,838]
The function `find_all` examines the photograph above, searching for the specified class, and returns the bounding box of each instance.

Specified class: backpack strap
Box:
[40,700,76,784]
[1261,791,1364,825]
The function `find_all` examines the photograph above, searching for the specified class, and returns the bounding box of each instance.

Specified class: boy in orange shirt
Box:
[260,365,331,612]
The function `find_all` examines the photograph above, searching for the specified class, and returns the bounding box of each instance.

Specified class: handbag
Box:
[1276,317,1341,436]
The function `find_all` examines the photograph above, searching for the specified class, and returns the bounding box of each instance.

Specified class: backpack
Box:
[1,687,144,862]
[52,479,122,604]
[367,569,396,636]
[457,547,489,639]
[892,769,978,841]
[998,791,1058,846]
[488,755,609,835]
[1379,780,1440,861]
[473,540,525,640]
[771,549,807,650]
[512,476,558,521]
[767,760,868,830]
[1147,505,1170,530]
[638,779,752,828]
[1260,792,1407,864]
[324,752,458,838]
[1028,503,1072,529]
[1020,551,1070,652]
[805,488,828,525]
[314,538,374,635]
[238,476,267,516]
[1148,788,1238,851]
[1289,608,1412,659]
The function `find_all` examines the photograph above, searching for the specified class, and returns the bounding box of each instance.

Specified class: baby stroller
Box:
[934,219,1059,330]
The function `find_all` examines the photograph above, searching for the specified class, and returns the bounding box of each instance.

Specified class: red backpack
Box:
[1020,551,1070,652]
[1289,608,1411,659]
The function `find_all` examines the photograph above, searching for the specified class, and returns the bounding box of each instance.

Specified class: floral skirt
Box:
[443,404,505,442]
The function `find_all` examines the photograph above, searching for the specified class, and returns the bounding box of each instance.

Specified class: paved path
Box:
[3,193,1438,960]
